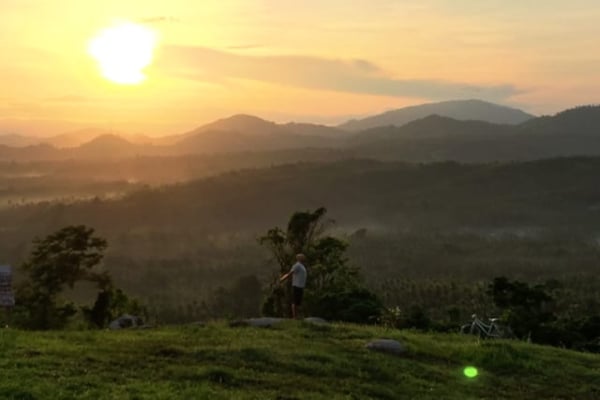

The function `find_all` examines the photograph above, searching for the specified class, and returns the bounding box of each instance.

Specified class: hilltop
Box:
[0,322,597,399]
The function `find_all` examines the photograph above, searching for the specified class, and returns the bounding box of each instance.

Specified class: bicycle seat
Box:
[489,318,499,322]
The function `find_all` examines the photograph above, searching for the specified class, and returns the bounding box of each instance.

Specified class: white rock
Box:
[365,339,406,355]
[108,314,144,330]
[231,317,284,328]
[303,317,329,325]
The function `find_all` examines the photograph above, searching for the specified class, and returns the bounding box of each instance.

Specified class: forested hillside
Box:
[1,157,599,323]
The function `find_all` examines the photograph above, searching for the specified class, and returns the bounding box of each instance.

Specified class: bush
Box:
[309,288,383,324]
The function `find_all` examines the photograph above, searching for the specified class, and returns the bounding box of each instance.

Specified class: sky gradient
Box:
[1,0,599,136]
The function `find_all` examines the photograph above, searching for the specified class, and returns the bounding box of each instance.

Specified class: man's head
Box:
[296,253,306,263]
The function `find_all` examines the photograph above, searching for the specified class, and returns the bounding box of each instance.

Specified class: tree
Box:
[82,285,146,329]
[17,225,109,329]
[259,207,382,322]
[487,277,555,341]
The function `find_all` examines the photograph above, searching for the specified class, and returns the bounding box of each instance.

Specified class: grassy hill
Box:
[1,322,598,399]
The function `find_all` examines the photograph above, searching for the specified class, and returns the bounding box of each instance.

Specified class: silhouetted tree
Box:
[14,225,142,329]
[487,277,555,340]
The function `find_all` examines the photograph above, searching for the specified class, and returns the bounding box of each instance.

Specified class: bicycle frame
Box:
[463,314,506,338]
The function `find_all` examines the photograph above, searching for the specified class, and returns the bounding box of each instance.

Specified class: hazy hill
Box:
[339,99,535,131]
[1,105,599,162]
[0,143,62,161]
[171,130,337,155]
[0,134,41,147]
[519,105,600,134]
[191,114,344,137]
[161,114,344,148]
[282,122,347,136]
[4,157,600,239]
[350,106,600,162]
[73,134,143,158]
[350,115,512,143]
[0,129,156,149]
[195,114,284,135]
[150,114,343,154]
[42,128,117,148]
[3,157,600,312]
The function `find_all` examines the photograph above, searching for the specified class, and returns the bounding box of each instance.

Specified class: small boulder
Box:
[230,317,284,328]
[365,339,406,356]
[109,314,144,330]
[303,317,329,325]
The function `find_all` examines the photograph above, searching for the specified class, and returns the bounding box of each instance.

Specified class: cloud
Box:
[159,45,521,101]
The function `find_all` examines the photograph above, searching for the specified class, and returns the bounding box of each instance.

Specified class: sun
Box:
[88,22,157,85]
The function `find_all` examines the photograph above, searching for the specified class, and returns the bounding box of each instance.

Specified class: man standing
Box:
[280,254,307,319]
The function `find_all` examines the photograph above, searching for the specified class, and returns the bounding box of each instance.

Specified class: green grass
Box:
[0,321,598,399]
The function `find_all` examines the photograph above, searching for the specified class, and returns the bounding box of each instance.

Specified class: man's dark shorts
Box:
[292,286,304,306]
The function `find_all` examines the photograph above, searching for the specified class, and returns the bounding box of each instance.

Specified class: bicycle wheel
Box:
[470,324,487,338]
[497,325,516,339]
[460,324,471,334]
[489,324,514,339]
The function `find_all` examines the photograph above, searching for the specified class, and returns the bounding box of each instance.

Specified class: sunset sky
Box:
[1,0,599,136]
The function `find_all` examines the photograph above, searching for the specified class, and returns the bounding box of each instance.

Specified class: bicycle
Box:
[461,314,514,339]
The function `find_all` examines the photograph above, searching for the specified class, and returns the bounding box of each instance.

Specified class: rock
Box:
[365,339,407,356]
[230,317,284,328]
[303,317,329,325]
[246,317,284,327]
[229,320,249,327]
[108,314,145,330]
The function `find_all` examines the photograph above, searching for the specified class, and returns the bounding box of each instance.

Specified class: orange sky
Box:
[1,0,599,136]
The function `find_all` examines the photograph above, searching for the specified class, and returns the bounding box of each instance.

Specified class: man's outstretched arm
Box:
[280,272,292,282]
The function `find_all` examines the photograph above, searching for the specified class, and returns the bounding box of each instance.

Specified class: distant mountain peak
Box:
[338,99,535,131]
[222,114,271,123]
[553,105,600,119]
[79,134,134,148]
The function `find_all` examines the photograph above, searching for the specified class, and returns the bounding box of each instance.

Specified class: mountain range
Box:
[1,100,599,163]
[0,100,526,148]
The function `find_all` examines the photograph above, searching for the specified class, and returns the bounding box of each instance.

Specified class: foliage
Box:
[487,277,555,340]
[16,226,108,329]
[14,225,141,330]
[308,288,383,324]
[486,277,600,350]
[377,305,433,331]
[82,286,146,328]
[205,275,263,319]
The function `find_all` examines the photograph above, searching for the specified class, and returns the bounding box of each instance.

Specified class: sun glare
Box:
[88,22,157,85]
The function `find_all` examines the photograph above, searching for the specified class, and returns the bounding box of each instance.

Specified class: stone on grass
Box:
[108,314,145,330]
[365,339,406,356]
[303,317,329,325]
[230,317,284,328]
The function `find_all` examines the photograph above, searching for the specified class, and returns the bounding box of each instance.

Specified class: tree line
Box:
[3,209,598,353]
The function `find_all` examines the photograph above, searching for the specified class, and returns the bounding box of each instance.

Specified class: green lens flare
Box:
[464,366,478,378]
